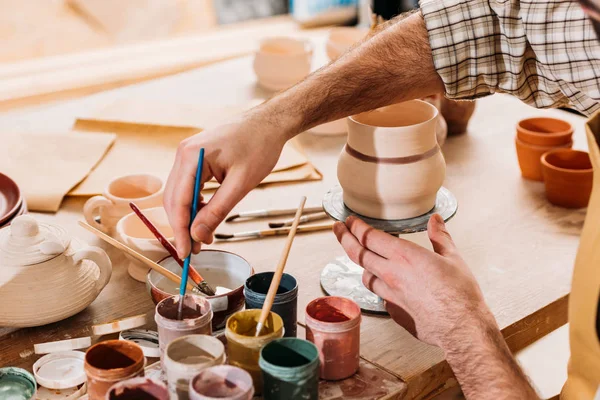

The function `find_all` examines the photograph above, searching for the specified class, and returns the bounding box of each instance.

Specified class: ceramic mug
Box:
[116,207,173,282]
[253,37,313,91]
[83,174,164,235]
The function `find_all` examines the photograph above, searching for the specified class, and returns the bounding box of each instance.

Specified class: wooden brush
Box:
[225,206,322,222]
[78,220,196,292]
[129,202,215,296]
[215,222,333,240]
[255,196,306,337]
[268,211,328,228]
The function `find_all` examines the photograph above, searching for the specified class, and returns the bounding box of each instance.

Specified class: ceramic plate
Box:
[0,173,22,227]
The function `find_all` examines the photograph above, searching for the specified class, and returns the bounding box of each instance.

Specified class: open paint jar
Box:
[259,338,319,400]
[155,294,213,363]
[225,310,284,394]
[106,377,168,400]
[84,340,145,400]
[305,296,361,380]
[244,272,298,337]
[189,365,254,400]
[164,335,225,399]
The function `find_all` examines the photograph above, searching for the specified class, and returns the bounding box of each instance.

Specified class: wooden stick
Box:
[78,220,195,291]
[255,196,306,336]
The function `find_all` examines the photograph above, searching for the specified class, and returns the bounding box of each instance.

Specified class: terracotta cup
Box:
[515,137,573,181]
[83,174,164,235]
[253,37,313,91]
[305,296,361,380]
[541,149,594,208]
[339,100,445,219]
[116,207,173,282]
[84,340,145,400]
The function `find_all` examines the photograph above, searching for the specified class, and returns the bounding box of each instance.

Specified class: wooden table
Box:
[0,39,589,399]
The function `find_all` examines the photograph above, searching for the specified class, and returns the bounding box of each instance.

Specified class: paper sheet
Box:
[0,132,115,211]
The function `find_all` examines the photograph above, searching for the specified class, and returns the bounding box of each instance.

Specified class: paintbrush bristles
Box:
[255,196,307,337]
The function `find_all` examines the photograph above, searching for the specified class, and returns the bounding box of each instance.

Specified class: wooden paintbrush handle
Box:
[263,222,334,236]
[239,206,322,219]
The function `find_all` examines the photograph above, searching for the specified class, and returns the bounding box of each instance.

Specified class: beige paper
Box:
[0,132,115,211]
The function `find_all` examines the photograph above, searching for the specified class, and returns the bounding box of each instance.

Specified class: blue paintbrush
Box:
[178,147,205,320]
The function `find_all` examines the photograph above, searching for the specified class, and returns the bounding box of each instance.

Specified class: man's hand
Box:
[333,215,539,399]
[164,116,285,258]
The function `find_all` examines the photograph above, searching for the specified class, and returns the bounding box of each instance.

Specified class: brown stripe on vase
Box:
[344,143,440,164]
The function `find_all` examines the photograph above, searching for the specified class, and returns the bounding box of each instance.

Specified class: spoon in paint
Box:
[129,202,215,296]
[255,196,306,337]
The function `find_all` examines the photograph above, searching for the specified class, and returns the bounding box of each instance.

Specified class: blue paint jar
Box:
[244,272,298,337]
[259,338,319,400]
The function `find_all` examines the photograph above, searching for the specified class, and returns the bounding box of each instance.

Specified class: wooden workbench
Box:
[0,39,589,398]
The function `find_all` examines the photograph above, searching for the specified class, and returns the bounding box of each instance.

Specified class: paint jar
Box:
[164,334,225,399]
[305,296,361,380]
[244,272,298,338]
[0,367,37,400]
[106,377,168,400]
[225,310,284,394]
[84,340,145,400]
[155,294,213,362]
[259,338,319,400]
[189,365,254,400]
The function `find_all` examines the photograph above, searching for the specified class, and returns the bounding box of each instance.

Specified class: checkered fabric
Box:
[420,0,600,116]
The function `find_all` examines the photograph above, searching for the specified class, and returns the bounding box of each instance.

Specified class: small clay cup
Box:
[517,117,573,146]
[541,149,594,208]
[515,137,573,181]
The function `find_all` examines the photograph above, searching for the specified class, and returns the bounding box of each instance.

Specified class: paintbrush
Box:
[225,206,322,222]
[268,211,328,228]
[255,196,306,337]
[178,148,205,320]
[215,221,334,241]
[78,220,197,292]
[129,202,215,296]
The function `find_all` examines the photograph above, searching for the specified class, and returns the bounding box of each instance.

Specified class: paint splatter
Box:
[19,349,33,358]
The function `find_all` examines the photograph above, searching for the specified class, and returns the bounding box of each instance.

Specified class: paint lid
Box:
[92,314,147,336]
[33,351,86,389]
[119,329,160,358]
[0,367,37,399]
[34,337,92,354]
[36,383,86,400]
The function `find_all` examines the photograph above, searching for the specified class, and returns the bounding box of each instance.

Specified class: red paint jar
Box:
[305,296,361,380]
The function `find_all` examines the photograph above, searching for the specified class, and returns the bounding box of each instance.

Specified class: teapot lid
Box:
[0,215,71,266]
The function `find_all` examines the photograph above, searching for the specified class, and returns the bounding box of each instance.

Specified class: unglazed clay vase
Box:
[338,100,446,220]
[0,215,112,327]
[83,174,164,235]
[116,207,173,282]
[440,98,476,136]
[325,27,368,61]
[253,37,313,91]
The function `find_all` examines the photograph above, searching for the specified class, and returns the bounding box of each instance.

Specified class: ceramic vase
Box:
[0,215,112,327]
[338,100,446,220]
[253,37,313,91]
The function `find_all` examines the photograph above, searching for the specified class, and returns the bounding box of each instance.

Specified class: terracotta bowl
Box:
[515,137,573,181]
[517,117,573,146]
[147,250,254,332]
[541,149,594,208]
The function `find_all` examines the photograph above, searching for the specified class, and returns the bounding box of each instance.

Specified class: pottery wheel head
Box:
[0,215,71,266]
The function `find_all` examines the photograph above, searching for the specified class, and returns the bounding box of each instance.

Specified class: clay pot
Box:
[325,27,368,61]
[440,98,476,135]
[253,37,313,91]
[517,117,573,146]
[541,149,593,208]
[338,100,446,219]
[0,215,112,327]
[515,137,573,181]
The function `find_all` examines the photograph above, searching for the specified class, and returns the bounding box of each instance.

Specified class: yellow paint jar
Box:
[225,310,284,394]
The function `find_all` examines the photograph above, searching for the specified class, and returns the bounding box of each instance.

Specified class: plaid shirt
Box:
[420,0,600,116]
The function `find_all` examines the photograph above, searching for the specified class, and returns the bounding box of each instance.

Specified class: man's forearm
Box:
[443,312,539,399]
[252,11,444,139]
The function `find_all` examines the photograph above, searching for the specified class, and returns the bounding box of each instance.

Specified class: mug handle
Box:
[83,195,112,233]
[73,246,112,295]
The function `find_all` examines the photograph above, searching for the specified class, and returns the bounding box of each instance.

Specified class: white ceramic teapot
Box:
[0,215,112,327]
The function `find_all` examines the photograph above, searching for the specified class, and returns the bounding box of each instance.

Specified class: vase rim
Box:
[349,99,438,130]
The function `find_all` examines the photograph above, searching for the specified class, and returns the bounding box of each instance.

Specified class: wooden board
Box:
[0,49,587,398]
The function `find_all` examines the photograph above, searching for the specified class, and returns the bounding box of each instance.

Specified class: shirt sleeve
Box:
[419,0,600,116]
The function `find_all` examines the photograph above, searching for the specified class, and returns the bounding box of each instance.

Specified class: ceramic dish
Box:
[0,173,22,227]
[147,250,254,331]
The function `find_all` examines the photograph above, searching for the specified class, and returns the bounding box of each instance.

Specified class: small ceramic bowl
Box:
[117,207,174,282]
[517,117,573,146]
[147,250,254,332]
[541,149,594,208]
[325,27,368,61]
[253,37,313,91]
[515,137,573,181]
